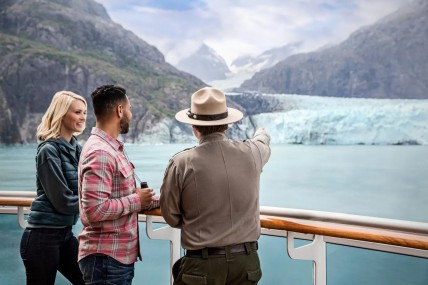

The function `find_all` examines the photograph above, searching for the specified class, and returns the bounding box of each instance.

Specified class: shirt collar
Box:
[91,127,124,151]
[199,132,228,144]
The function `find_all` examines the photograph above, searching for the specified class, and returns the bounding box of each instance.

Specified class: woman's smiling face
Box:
[61,99,87,137]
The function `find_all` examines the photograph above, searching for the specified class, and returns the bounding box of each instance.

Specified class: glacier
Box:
[135,94,428,145]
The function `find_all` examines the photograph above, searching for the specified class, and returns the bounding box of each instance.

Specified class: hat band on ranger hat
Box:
[186,109,228,121]
[175,87,243,125]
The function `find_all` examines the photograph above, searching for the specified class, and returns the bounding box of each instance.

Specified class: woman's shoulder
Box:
[37,140,61,157]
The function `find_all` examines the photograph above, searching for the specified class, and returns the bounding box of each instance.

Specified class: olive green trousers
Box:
[173,248,262,285]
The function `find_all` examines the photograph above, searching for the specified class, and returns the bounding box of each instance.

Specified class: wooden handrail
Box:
[0,197,34,207]
[144,208,428,251]
[2,196,428,251]
[261,216,428,251]
[143,208,161,216]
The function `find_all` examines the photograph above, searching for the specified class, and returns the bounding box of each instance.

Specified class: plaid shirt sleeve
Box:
[142,194,160,210]
[80,149,142,222]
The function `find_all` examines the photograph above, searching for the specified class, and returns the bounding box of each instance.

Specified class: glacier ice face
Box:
[248,94,428,145]
[136,94,428,145]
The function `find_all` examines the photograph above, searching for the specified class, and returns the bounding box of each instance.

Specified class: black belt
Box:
[186,242,258,257]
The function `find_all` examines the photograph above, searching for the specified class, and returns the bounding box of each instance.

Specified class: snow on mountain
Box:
[176,44,231,82]
[230,42,303,73]
[209,43,302,90]
[174,42,302,90]
[136,94,428,145]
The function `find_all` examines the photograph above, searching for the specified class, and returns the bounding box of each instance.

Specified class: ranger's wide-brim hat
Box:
[175,87,243,126]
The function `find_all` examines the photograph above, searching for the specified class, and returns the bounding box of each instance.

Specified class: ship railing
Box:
[1,190,427,285]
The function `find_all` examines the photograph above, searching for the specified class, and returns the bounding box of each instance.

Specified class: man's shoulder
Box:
[81,136,116,158]
[83,135,107,149]
[170,146,196,160]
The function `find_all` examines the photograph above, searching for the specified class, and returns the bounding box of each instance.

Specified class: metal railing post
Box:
[145,215,181,285]
[287,232,327,285]
[17,206,28,229]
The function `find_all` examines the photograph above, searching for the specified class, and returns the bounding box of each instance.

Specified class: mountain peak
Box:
[231,42,303,73]
[176,44,231,82]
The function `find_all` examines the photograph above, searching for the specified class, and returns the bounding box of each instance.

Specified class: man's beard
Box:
[120,116,130,134]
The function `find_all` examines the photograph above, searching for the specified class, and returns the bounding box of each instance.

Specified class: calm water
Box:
[0,144,427,284]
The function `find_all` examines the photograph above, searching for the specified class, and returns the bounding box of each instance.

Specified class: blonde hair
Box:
[37,91,87,141]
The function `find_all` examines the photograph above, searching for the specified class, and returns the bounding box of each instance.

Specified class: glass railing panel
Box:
[259,235,313,284]
[326,244,428,285]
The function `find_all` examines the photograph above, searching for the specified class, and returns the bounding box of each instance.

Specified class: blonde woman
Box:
[20,91,87,285]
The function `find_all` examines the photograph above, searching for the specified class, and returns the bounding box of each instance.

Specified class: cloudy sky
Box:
[94,0,412,66]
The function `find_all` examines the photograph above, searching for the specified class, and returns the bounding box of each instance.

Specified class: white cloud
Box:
[95,0,412,65]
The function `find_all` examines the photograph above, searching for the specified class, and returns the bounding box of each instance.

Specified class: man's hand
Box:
[136,188,155,208]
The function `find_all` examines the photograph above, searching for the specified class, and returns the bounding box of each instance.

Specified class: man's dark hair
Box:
[91,85,127,120]
[193,124,228,136]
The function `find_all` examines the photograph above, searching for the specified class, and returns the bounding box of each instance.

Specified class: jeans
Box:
[79,254,135,285]
[20,226,84,285]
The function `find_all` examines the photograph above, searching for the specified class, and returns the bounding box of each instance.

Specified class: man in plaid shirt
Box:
[77,85,159,285]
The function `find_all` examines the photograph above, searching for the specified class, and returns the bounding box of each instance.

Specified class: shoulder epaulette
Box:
[171,146,195,158]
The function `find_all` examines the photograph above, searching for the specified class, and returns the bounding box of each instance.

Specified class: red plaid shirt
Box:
[78,127,159,264]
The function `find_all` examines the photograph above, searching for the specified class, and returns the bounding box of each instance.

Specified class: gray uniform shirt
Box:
[160,129,271,250]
